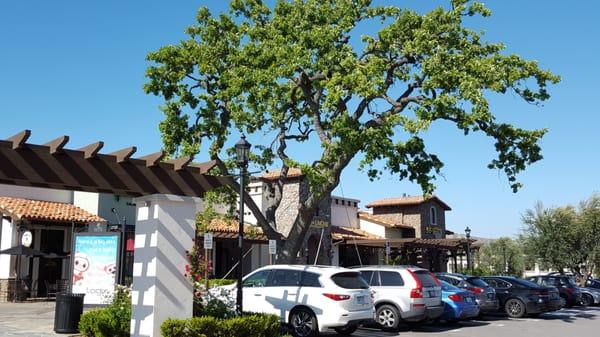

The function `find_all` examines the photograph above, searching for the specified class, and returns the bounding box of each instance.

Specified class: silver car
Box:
[353,265,443,331]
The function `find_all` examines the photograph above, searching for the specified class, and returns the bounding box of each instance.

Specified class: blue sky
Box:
[1,1,598,238]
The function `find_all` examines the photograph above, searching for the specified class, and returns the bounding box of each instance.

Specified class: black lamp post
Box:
[235,135,251,315]
[465,226,472,274]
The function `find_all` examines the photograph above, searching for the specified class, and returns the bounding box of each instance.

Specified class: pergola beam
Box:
[0,131,227,198]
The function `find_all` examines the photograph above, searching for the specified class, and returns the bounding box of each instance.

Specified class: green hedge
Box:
[161,314,281,337]
[79,286,131,337]
[208,279,236,288]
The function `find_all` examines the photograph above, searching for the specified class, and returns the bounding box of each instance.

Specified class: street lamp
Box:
[235,135,251,315]
[465,226,472,274]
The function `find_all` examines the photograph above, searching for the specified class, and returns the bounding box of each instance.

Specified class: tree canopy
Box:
[521,195,600,277]
[145,0,559,262]
[478,237,525,277]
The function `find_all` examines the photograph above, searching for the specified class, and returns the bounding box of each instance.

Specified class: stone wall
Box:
[371,200,446,239]
[0,279,8,302]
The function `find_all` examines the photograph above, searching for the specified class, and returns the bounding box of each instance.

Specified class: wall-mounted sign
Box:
[425,225,442,234]
[268,240,277,255]
[203,233,213,250]
[311,219,329,229]
[89,222,107,233]
[72,233,120,305]
[21,231,33,247]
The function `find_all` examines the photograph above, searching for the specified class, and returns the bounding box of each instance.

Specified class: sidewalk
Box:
[0,302,78,337]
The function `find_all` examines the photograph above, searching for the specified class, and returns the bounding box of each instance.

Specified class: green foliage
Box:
[146,0,558,260]
[478,237,524,277]
[455,265,495,277]
[521,195,600,276]
[79,286,132,337]
[161,314,281,337]
[208,279,236,287]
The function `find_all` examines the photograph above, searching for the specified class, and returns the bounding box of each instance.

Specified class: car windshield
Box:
[467,277,489,288]
[440,280,461,292]
[331,272,369,289]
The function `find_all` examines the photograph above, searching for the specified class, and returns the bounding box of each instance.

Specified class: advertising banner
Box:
[72,233,120,305]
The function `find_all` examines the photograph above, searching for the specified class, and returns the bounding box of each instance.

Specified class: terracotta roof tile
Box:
[331,225,383,241]
[261,168,303,180]
[357,212,413,229]
[0,196,106,223]
[199,218,268,241]
[365,195,451,210]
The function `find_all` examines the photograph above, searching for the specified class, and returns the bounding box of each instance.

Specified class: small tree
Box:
[145,0,559,262]
[478,237,524,276]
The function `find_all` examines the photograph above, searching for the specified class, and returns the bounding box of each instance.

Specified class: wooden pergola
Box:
[345,237,479,271]
[0,130,228,197]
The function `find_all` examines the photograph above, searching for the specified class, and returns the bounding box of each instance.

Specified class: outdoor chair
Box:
[45,280,58,299]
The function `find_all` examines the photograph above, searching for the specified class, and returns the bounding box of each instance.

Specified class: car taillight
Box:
[410,288,423,299]
[448,294,463,302]
[407,269,424,299]
[468,287,485,294]
[323,293,351,301]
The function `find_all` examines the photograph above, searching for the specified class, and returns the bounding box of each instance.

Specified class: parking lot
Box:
[326,307,600,337]
[0,302,598,337]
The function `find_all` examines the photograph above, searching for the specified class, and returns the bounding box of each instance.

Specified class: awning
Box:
[0,196,106,224]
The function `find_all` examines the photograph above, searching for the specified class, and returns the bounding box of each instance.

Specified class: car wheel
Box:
[376,304,401,331]
[290,307,318,337]
[581,294,593,307]
[505,299,526,318]
[334,325,358,336]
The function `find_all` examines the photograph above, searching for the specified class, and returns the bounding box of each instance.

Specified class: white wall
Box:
[73,191,100,215]
[358,218,386,238]
[331,196,359,228]
[0,216,16,278]
[0,183,72,203]
[244,181,263,226]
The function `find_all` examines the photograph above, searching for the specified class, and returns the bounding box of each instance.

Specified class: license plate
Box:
[428,291,437,297]
[356,295,366,304]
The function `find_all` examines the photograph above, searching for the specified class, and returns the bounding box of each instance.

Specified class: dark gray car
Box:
[434,273,499,313]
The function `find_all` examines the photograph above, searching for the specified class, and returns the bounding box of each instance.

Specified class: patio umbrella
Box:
[0,245,48,300]
[0,245,47,257]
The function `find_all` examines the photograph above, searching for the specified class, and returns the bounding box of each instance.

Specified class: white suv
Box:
[215,265,375,337]
[353,265,443,331]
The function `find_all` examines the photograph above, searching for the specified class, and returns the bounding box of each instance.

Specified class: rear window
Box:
[380,271,404,286]
[467,277,489,288]
[331,272,369,289]
[413,270,438,287]
[440,280,460,292]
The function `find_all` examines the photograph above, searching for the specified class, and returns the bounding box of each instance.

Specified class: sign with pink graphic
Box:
[72,233,120,305]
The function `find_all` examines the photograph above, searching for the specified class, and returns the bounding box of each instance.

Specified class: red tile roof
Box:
[0,196,105,223]
[199,218,268,241]
[331,225,383,241]
[365,195,451,210]
[357,212,413,229]
[261,168,303,180]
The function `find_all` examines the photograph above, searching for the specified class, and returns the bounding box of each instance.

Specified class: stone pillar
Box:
[130,194,202,337]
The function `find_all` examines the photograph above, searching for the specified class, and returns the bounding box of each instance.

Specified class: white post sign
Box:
[268,240,277,255]
[203,232,213,250]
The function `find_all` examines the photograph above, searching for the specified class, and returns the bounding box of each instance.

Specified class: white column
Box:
[130,194,202,337]
[0,216,16,279]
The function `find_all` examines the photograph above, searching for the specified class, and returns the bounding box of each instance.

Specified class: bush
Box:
[208,279,235,288]
[79,285,131,337]
[161,314,281,337]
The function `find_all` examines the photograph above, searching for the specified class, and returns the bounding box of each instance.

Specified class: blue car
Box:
[440,280,480,322]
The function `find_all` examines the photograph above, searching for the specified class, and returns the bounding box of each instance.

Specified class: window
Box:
[331,272,369,289]
[430,206,437,225]
[495,279,512,289]
[380,271,404,286]
[335,199,339,205]
[243,270,271,288]
[269,269,302,287]
[413,270,438,287]
[360,271,380,286]
[353,202,357,207]
[300,272,322,287]
[342,200,345,205]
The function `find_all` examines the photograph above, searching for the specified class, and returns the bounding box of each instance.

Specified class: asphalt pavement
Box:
[0,302,598,337]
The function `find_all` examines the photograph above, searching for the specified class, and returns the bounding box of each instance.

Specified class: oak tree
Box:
[145,0,559,262]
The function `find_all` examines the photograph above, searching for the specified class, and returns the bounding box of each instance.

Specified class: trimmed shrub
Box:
[79,285,131,337]
[161,314,281,337]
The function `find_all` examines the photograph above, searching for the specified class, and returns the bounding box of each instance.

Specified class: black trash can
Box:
[54,292,85,333]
